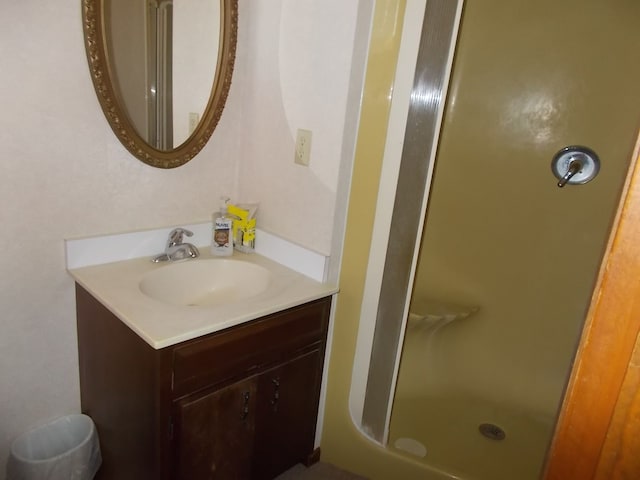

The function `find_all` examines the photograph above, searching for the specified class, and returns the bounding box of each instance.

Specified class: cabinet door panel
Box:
[252,350,323,479]
[174,377,257,479]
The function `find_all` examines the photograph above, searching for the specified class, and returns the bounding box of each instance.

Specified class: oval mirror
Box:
[82,0,237,168]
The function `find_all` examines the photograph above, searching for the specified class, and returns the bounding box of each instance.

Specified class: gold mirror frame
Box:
[82,0,238,169]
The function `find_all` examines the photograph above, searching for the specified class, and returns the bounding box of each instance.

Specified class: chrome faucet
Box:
[152,228,200,262]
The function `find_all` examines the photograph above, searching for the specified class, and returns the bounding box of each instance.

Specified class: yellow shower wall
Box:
[405,0,640,417]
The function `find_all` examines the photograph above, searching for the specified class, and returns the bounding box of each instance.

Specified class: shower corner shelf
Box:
[408,298,478,328]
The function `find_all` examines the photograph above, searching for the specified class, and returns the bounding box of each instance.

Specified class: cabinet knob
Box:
[270,377,280,412]
[240,391,251,420]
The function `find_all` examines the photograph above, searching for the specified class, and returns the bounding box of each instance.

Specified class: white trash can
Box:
[6,414,101,480]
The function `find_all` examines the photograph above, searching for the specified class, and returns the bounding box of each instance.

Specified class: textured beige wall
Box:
[236,1,361,255]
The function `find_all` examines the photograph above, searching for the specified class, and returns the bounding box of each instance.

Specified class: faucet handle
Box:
[167,227,193,247]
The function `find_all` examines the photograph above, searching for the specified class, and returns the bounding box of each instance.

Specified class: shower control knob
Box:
[551,146,600,188]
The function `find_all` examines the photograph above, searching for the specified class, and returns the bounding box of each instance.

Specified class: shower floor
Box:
[388,393,554,480]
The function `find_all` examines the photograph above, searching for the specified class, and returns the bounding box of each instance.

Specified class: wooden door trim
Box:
[544,134,640,480]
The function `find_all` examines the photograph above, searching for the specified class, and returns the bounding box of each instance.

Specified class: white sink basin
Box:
[139,259,271,307]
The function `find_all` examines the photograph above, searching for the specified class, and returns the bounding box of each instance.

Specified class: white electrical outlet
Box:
[295,129,312,166]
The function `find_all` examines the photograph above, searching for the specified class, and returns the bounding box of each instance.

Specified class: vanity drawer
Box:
[171,297,331,397]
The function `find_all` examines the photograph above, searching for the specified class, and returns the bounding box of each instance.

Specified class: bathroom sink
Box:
[139,259,271,307]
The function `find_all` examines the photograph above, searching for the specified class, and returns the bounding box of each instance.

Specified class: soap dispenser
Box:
[211,197,233,256]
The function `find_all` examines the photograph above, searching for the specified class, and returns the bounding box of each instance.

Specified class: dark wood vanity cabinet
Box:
[75,285,331,480]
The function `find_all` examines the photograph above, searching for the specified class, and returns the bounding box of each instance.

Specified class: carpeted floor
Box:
[275,462,368,479]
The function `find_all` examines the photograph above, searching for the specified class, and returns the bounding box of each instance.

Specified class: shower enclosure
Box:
[351,1,640,479]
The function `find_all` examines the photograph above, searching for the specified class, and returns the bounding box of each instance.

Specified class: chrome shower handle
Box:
[557,159,582,188]
[551,146,600,188]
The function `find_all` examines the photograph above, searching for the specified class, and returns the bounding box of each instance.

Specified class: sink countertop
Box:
[68,251,338,349]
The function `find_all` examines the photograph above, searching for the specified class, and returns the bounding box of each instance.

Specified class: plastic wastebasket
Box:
[6,414,101,480]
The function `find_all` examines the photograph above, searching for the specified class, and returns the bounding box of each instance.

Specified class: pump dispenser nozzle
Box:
[220,196,230,214]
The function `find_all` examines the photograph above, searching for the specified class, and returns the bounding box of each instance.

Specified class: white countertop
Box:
[68,251,338,349]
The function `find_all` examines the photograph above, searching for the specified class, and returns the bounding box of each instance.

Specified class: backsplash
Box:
[65,224,329,282]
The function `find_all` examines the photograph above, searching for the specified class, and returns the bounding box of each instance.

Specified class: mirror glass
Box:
[82,0,237,168]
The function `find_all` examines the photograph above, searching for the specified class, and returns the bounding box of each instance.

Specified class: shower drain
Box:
[478,423,506,440]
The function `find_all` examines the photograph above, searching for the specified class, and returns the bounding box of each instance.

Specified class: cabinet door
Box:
[252,349,323,479]
[173,377,257,480]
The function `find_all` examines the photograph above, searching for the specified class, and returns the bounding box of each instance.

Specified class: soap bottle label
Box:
[211,216,233,256]
[214,220,230,248]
